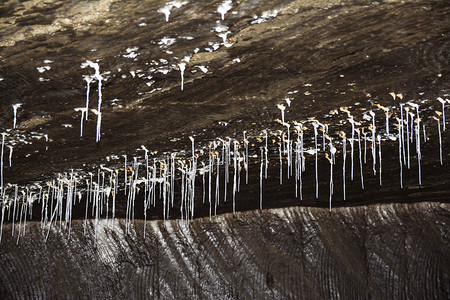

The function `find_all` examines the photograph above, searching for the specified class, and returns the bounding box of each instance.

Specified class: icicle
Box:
[178,63,186,91]
[279,141,282,185]
[369,111,376,175]
[243,131,249,184]
[90,109,102,143]
[423,124,427,142]
[437,97,446,131]
[378,135,382,186]
[122,155,127,195]
[208,144,212,220]
[0,194,5,244]
[340,132,347,200]
[294,123,302,199]
[405,109,411,169]
[74,107,87,137]
[433,115,443,165]
[326,153,333,213]
[171,152,176,208]
[264,130,268,179]
[260,148,263,210]
[277,104,286,124]
[396,118,403,188]
[81,60,103,142]
[12,103,22,129]
[362,129,367,164]
[233,141,238,214]
[356,128,364,189]
[376,104,390,136]
[0,133,5,196]
[217,0,232,20]
[215,151,220,216]
[300,126,305,172]
[158,5,171,22]
[407,103,422,184]
[202,162,206,204]
[416,117,422,185]
[7,146,12,168]
[400,103,406,165]
[282,122,291,179]
[348,117,355,181]
[313,122,319,199]
[224,139,229,203]
[83,76,93,120]
[385,109,390,135]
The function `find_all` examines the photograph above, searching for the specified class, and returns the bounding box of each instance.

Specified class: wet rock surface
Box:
[0,202,449,299]
[1,0,450,299]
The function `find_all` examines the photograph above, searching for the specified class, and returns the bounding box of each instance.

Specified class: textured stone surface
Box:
[0,0,450,298]
[1,202,449,299]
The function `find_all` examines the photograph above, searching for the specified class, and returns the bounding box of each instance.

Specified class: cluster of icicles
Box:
[0,96,448,245]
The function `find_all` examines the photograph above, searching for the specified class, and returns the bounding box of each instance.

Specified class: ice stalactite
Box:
[433,114,443,165]
[208,144,212,220]
[327,137,336,212]
[409,102,422,185]
[369,110,376,176]
[12,103,22,129]
[415,117,422,185]
[74,108,87,137]
[313,121,319,199]
[437,97,448,131]
[91,109,102,143]
[243,131,249,184]
[0,133,5,196]
[385,108,390,135]
[83,76,93,120]
[404,107,411,169]
[278,139,283,185]
[277,104,286,124]
[340,132,347,200]
[376,104,390,136]
[348,117,355,181]
[158,4,171,22]
[233,141,238,214]
[282,122,291,179]
[400,103,406,165]
[378,135,382,186]
[0,192,5,244]
[325,153,334,213]
[201,162,206,204]
[215,146,220,216]
[260,148,263,210]
[178,62,186,91]
[395,118,404,188]
[264,130,268,179]
[217,0,232,20]
[356,128,364,189]
[7,146,13,168]
[362,128,367,164]
[81,61,103,142]
[294,123,304,200]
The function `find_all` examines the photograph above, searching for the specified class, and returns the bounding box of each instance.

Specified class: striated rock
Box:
[0,202,449,299]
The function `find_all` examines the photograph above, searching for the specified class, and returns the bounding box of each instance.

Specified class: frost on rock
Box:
[158,1,189,22]
[217,0,232,20]
[251,9,279,24]
[158,37,176,46]
[37,66,51,73]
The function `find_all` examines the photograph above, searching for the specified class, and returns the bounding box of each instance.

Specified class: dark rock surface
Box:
[1,0,450,299]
